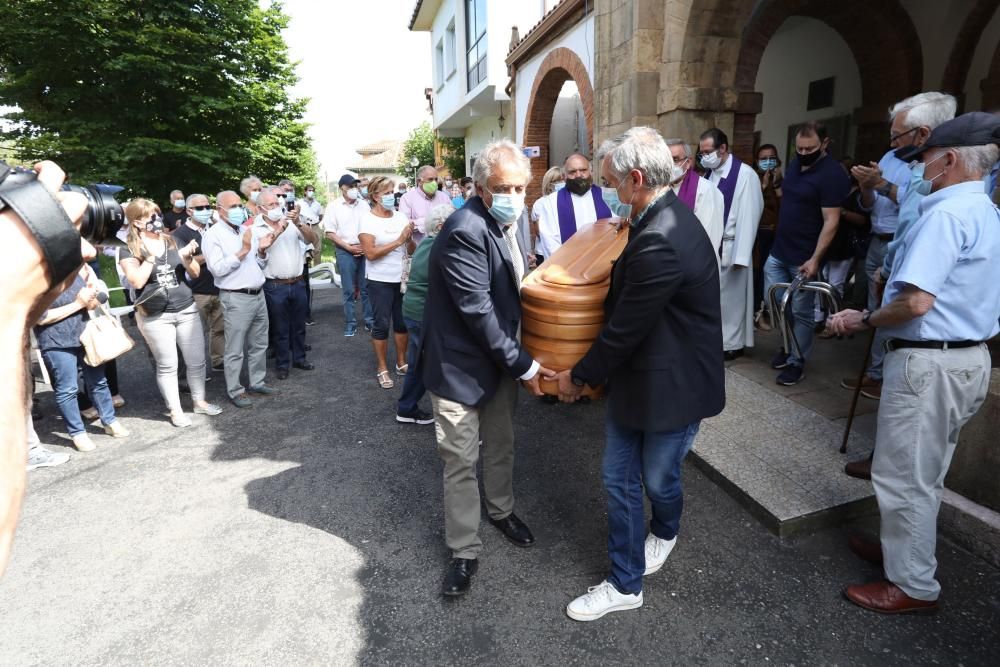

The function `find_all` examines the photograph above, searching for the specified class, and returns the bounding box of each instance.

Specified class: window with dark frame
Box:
[807,77,835,111]
[465,0,487,91]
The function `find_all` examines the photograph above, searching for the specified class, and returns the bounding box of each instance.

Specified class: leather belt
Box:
[220,287,262,295]
[874,233,894,241]
[885,339,981,352]
[266,276,303,285]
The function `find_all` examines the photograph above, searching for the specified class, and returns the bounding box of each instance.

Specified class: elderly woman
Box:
[34,265,129,452]
[119,199,223,426]
[530,165,565,264]
[239,175,264,222]
[358,176,416,388]
[395,204,454,424]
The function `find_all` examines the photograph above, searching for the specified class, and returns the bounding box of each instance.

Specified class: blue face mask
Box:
[912,152,946,197]
[380,194,396,210]
[601,185,632,219]
[192,209,213,225]
[360,187,369,197]
[758,158,777,171]
[553,182,566,192]
[488,191,525,223]
[225,206,248,226]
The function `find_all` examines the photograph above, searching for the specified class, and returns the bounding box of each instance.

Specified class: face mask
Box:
[266,207,284,222]
[305,190,315,200]
[422,181,438,196]
[192,209,213,225]
[699,151,721,170]
[553,182,566,192]
[173,198,186,209]
[250,190,261,203]
[798,148,823,168]
[445,180,453,188]
[670,164,686,183]
[360,187,369,197]
[465,186,474,197]
[602,183,633,219]
[144,216,164,233]
[380,194,396,209]
[487,191,525,223]
[225,206,248,226]
[346,188,359,201]
[286,191,295,202]
[913,153,947,196]
[758,158,777,171]
[565,177,592,196]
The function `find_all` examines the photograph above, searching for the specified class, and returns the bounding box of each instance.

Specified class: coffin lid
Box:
[523,219,627,287]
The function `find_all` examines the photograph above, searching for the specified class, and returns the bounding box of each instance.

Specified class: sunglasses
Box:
[190,205,212,211]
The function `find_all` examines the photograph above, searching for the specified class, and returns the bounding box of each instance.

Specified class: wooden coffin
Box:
[521,219,627,397]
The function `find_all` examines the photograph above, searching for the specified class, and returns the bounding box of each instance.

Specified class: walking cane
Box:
[841,327,876,453]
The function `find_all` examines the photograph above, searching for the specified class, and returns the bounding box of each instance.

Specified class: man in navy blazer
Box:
[554,127,726,621]
[421,139,554,598]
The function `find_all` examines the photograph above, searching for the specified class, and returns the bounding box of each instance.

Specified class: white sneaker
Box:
[27,446,70,471]
[644,534,677,575]
[72,434,97,452]
[566,580,643,621]
[103,421,130,438]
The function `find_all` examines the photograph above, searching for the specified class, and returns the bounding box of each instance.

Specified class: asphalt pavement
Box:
[2,290,999,666]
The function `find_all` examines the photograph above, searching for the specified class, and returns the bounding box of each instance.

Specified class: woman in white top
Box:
[359,176,416,388]
[530,166,565,264]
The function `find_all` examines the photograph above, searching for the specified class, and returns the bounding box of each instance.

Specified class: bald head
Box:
[563,153,593,194]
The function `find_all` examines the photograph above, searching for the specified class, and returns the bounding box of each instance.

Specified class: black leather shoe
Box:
[489,513,535,547]
[293,361,315,371]
[723,348,744,361]
[442,558,478,597]
[276,368,289,380]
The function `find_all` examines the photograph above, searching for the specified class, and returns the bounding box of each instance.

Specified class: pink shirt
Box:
[398,188,454,243]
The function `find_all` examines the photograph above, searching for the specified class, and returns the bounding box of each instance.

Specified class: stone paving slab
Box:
[692,370,876,536]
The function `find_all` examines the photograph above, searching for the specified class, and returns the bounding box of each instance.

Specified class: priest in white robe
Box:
[665,139,724,266]
[698,128,763,360]
[534,154,612,260]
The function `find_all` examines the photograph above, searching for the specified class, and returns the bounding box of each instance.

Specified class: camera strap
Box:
[0,177,83,288]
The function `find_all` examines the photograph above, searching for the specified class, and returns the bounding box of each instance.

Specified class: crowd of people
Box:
[11,90,1000,622]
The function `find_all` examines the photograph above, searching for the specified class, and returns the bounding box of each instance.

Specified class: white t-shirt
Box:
[359,210,408,283]
[325,198,369,244]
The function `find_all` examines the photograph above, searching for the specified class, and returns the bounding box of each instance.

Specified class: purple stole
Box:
[677,168,699,211]
[716,156,742,223]
[556,185,612,243]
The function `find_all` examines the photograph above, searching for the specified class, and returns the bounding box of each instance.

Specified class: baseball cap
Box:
[908,112,1000,159]
[338,174,360,188]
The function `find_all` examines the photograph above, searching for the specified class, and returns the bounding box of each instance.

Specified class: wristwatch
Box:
[862,310,874,328]
[875,181,892,197]
[571,372,585,387]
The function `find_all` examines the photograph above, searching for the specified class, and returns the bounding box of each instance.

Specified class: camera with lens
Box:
[0,160,125,243]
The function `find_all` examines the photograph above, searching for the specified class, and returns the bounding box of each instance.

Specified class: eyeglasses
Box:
[889,127,919,143]
[190,205,211,211]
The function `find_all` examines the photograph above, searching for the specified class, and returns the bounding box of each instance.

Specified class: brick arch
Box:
[941,0,1000,109]
[522,47,595,207]
[982,42,1000,110]
[730,0,923,161]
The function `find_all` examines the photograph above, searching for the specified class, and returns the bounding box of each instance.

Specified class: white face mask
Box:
[699,151,721,170]
[670,164,686,183]
[346,188,359,201]
[266,207,284,222]
[250,190,261,203]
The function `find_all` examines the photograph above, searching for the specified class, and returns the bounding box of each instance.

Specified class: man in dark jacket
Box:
[421,139,554,598]
[554,126,726,621]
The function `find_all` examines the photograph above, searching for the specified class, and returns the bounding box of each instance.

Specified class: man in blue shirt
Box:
[847,93,957,404]
[829,112,1000,615]
[763,121,850,385]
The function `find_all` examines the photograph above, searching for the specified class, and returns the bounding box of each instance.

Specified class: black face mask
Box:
[894,144,922,162]
[798,148,823,168]
[565,177,592,196]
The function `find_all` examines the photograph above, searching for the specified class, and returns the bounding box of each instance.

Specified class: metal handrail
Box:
[766,276,842,360]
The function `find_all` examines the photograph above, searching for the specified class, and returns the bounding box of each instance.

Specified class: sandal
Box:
[395,363,409,376]
[377,370,394,389]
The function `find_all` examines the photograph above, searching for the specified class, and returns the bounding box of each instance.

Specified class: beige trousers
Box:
[430,376,518,559]
[193,293,225,368]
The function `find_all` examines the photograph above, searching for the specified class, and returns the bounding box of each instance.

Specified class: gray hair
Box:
[277,179,294,188]
[954,144,1000,177]
[185,193,208,207]
[597,126,675,187]
[239,175,262,197]
[663,138,693,158]
[471,139,531,187]
[890,92,957,130]
[266,186,286,196]
[426,204,455,237]
[417,165,437,180]
[216,190,239,206]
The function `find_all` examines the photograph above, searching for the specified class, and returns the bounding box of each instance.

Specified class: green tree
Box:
[439,136,466,179]
[0,0,316,198]
[396,121,435,181]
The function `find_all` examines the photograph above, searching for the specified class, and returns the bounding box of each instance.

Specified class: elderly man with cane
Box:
[828,112,1000,614]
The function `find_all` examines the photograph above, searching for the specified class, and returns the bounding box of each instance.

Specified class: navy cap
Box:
[909,112,1000,158]
[338,174,360,188]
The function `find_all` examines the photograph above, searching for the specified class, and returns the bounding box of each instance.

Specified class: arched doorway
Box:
[522,47,595,205]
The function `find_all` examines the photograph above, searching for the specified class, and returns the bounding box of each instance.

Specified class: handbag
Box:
[79,303,135,367]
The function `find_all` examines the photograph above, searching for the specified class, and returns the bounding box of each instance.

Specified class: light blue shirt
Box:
[881,180,1000,342]
[861,150,910,235]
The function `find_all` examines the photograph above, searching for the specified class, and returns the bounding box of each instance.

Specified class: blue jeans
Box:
[396,317,425,414]
[264,279,309,369]
[42,347,117,437]
[335,248,373,331]
[603,414,700,594]
[763,254,814,367]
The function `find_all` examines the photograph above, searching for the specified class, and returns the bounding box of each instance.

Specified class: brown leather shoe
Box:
[844,453,874,480]
[848,534,884,565]
[843,581,938,614]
